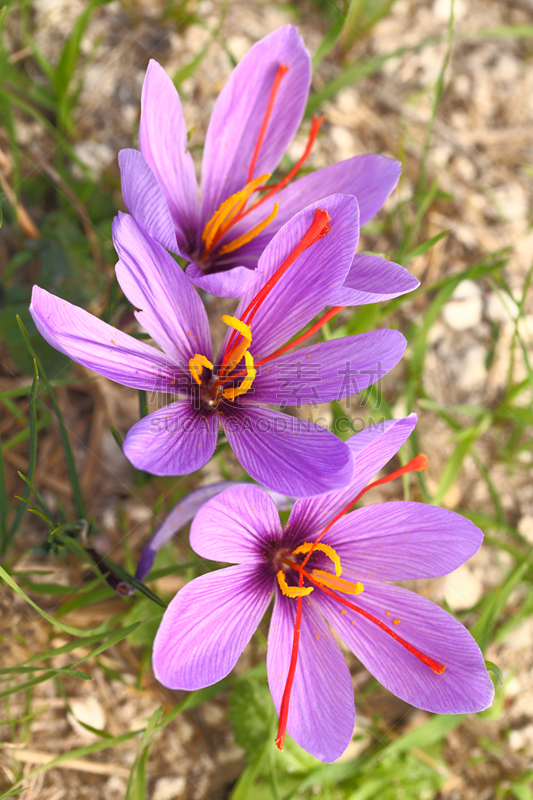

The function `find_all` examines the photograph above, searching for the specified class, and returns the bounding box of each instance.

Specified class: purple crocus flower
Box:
[30,194,406,497]
[152,414,494,762]
[119,25,419,300]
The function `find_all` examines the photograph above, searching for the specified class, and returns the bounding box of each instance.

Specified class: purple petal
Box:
[315,580,494,714]
[123,401,218,476]
[118,149,178,254]
[286,415,417,541]
[153,564,273,690]
[190,484,282,564]
[113,212,212,363]
[30,286,176,391]
[271,154,401,229]
[185,261,259,299]
[200,26,311,226]
[333,254,420,306]
[139,60,199,246]
[227,155,400,265]
[267,592,355,762]
[228,195,359,361]
[135,481,244,581]
[252,330,406,406]
[222,403,353,497]
[324,502,484,580]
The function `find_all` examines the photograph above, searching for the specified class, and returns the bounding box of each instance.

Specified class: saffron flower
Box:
[30,195,406,497]
[119,25,418,300]
[152,414,494,762]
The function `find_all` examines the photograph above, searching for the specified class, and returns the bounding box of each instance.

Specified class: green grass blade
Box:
[0,435,7,551]
[312,16,344,68]
[0,565,111,637]
[403,230,450,263]
[5,360,38,549]
[0,730,144,799]
[417,0,455,193]
[306,36,441,116]
[16,316,87,519]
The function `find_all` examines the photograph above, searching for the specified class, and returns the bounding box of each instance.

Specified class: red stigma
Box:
[221,208,331,369]
[257,305,344,367]
[274,452,440,750]
[298,565,445,674]
[208,68,324,257]
[301,453,429,569]
[275,589,304,751]
[243,208,331,326]
[255,114,325,205]
[248,63,289,183]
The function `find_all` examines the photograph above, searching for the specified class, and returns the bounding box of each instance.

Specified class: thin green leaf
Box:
[306,36,441,116]
[403,230,450,262]
[0,668,92,700]
[0,434,7,551]
[6,360,38,548]
[16,316,87,519]
[312,16,344,68]
[0,565,111,638]
[485,660,503,685]
[0,730,144,799]
[126,707,163,800]
[109,424,123,450]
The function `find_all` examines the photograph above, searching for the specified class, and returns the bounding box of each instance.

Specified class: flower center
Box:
[188,316,256,407]
[274,453,445,753]
[200,63,325,261]
[276,542,365,598]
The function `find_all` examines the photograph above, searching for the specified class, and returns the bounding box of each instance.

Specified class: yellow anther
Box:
[202,174,270,253]
[222,315,252,346]
[292,542,342,577]
[311,570,365,596]
[189,353,213,386]
[219,202,279,255]
[221,315,252,374]
[222,351,256,400]
[277,570,313,598]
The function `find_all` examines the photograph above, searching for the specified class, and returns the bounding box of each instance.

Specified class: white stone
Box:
[454,74,471,98]
[330,126,356,161]
[103,775,127,800]
[453,156,476,183]
[441,563,483,611]
[492,183,529,223]
[153,777,187,800]
[227,35,251,60]
[503,618,533,651]
[67,696,106,741]
[433,0,466,21]
[73,141,115,178]
[455,344,488,392]
[200,703,225,726]
[442,280,483,330]
[486,292,517,324]
[518,515,533,544]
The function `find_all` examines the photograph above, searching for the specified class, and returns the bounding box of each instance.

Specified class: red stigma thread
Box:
[221,209,331,371]
[275,576,304,751]
[208,73,324,255]
[274,453,433,751]
[256,305,344,367]
[295,564,446,674]
[248,63,289,183]
[255,115,325,206]
[301,454,429,571]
